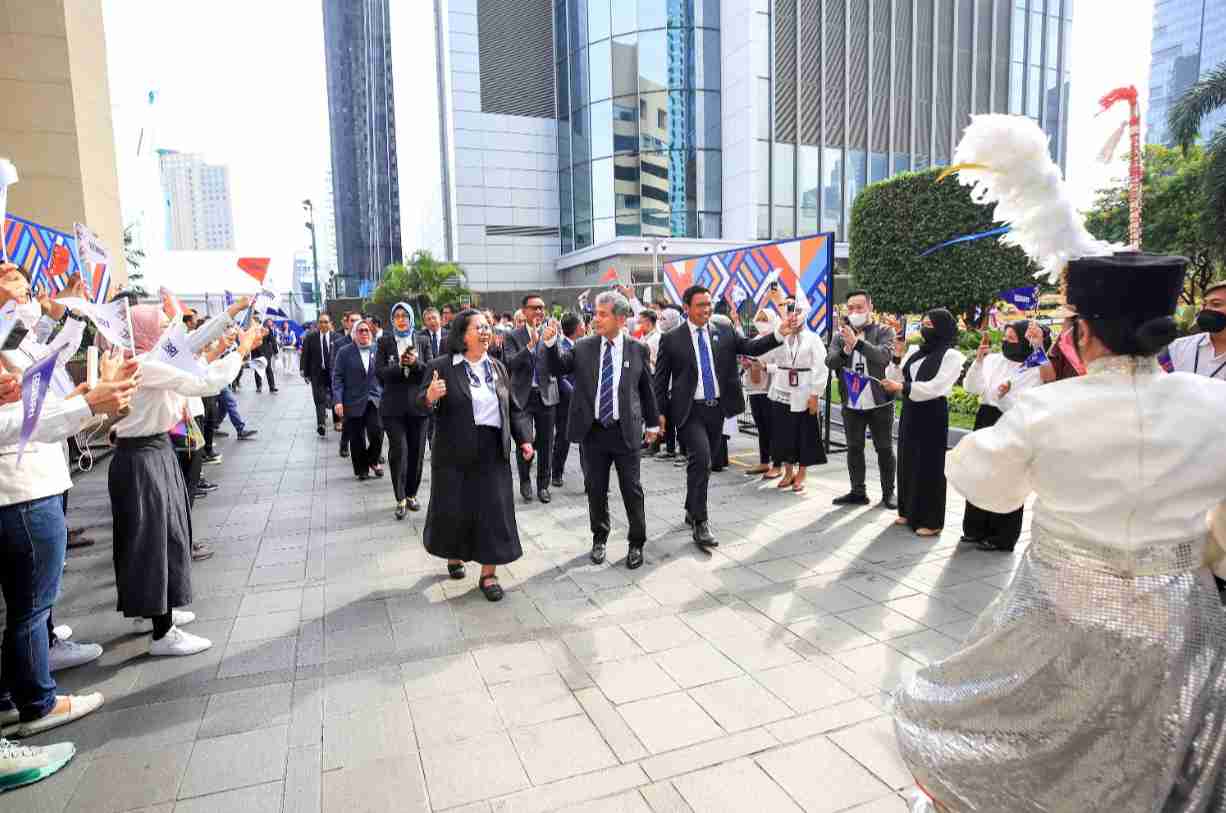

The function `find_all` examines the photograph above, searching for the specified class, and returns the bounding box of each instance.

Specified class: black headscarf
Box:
[1002,319,1033,362]
[904,308,958,383]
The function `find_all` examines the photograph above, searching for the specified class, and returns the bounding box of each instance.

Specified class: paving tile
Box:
[883,593,971,627]
[651,641,743,689]
[828,716,914,790]
[552,790,653,812]
[589,655,682,704]
[639,728,777,782]
[199,682,293,739]
[638,781,695,813]
[67,744,193,813]
[174,781,284,813]
[832,643,923,694]
[178,724,290,799]
[887,628,961,665]
[489,672,583,727]
[321,754,430,813]
[216,635,297,679]
[563,626,646,663]
[708,635,803,673]
[284,744,321,813]
[410,688,503,746]
[672,758,802,813]
[90,697,207,756]
[510,714,618,784]
[752,661,859,713]
[574,687,650,763]
[677,605,763,641]
[617,692,724,754]
[323,702,417,770]
[238,588,305,617]
[836,604,930,641]
[474,641,556,683]
[765,698,885,745]
[420,732,531,810]
[787,615,879,654]
[620,616,701,653]
[324,667,407,717]
[756,735,892,813]
[843,795,911,812]
[401,652,487,701]
[687,674,792,732]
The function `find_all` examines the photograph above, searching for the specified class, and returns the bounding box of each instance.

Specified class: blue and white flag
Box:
[152,320,207,378]
[1014,346,1049,377]
[16,351,58,464]
[57,296,134,354]
[1001,285,1039,310]
[842,369,871,408]
[224,290,234,307]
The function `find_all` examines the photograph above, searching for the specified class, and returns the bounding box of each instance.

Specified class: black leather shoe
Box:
[958,535,985,545]
[340,447,350,458]
[520,481,534,501]
[832,491,870,505]
[627,546,644,570]
[537,487,551,504]
[551,476,564,488]
[407,496,421,512]
[684,512,694,527]
[395,502,407,520]
[693,521,717,548]
[237,429,259,440]
[977,539,1016,553]
[213,429,230,438]
[479,576,504,601]
[317,425,326,437]
[448,562,466,579]
[357,473,369,481]
[880,493,898,511]
[196,480,219,492]
[590,540,607,564]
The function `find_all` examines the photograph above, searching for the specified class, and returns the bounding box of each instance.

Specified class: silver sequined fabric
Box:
[894,529,1226,812]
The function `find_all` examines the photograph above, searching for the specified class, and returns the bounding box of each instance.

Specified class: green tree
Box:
[848,168,1038,323]
[122,223,148,297]
[1084,144,1223,306]
[371,250,471,311]
[1167,60,1226,258]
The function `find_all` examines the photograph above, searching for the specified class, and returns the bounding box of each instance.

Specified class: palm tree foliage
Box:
[371,249,471,311]
[1167,60,1226,259]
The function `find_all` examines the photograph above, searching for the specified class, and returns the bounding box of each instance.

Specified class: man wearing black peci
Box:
[502,293,560,503]
[544,292,659,569]
[653,285,798,549]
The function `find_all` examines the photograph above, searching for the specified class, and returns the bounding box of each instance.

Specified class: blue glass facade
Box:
[1148,0,1226,146]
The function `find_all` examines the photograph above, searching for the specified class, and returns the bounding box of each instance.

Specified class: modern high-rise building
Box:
[323,0,403,297]
[435,0,1072,291]
[1147,0,1226,146]
[157,150,236,251]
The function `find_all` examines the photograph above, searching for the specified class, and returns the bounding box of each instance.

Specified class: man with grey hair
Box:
[543,291,659,569]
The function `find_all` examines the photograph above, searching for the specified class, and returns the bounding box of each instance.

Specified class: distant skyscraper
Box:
[322,0,403,297]
[1148,0,1226,146]
[157,149,235,251]
[319,169,340,283]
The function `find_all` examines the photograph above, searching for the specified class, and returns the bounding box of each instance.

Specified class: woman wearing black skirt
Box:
[880,309,965,537]
[419,309,534,602]
[763,300,829,492]
[741,309,777,476]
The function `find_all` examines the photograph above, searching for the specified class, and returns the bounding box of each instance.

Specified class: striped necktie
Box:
[598,340,615,426]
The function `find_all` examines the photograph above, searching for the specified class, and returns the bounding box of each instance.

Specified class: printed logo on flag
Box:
[842,369,868,408]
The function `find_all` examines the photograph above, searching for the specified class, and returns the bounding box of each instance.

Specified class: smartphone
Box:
[2,323,27,351]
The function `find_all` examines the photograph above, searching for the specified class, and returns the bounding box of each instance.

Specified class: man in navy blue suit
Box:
[332,319,385,480]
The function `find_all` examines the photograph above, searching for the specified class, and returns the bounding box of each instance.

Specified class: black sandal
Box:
[447,562,466,580]
[479,575,504,602]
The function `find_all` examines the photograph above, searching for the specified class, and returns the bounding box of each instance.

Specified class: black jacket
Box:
[653,320,780,429]
[502,326,560,409]
[258,331,279,359]
[416,354,532,468]
[331,343,382,415]
[546,334,658,451]
[825,321,898,406]
[374,333,430,418]
[300,330,338,384]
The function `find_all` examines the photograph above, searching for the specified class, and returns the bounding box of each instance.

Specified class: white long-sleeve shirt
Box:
[764,331,829,411]
[0,396,93,448]
[962,353,1041,411]
[888,346,966,402]
[112,352,243,438]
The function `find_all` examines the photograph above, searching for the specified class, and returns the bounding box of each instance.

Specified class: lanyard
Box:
[1193,336,1226,380]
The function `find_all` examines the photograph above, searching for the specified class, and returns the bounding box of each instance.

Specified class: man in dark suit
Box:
[550,312,584,488]
[419,307,448,359]
[502,293,560,503]
[545,293,658,568]
[330,311,358,457]
[332,319,384,480]
[299,312,338,436]
[654,284,797,549]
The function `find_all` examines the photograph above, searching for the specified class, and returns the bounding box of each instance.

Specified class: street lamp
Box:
[302,199,322,311]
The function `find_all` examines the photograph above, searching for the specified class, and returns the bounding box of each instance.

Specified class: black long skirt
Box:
[424,426,523,566]
[769,400,826,467]
[961,404,1024,546]
[109,434,193,617]
[896,396,949,532]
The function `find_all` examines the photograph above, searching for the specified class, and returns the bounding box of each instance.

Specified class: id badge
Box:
[788,370,799,387]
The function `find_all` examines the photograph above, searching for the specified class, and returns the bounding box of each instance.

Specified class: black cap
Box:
[1065,252,1186,321]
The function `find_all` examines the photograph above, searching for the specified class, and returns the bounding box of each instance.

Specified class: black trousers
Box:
[679,401,725,522]
[254,362,275,390]
[344,402,383,476]
[384,413,428,501]
[201,396,218,455]
[517,390,554,487]
[582,422,647,546]
[552,388,572,478]
[173,425,204,508]
[748,393,773,464]
[961,405,1023,547]
[310,377,332,429]
[842,404,896,497]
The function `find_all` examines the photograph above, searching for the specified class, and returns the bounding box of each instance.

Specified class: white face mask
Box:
[15,301,42,328]
[848,312,869,329]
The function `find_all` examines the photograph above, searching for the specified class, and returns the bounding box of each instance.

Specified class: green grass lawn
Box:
[827,378,979,432]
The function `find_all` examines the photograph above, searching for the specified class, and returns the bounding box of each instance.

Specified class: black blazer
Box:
[416,354,532,468]
[331,343,383,415]
[300,330,337,383]
[546,334,658,451]
[653,320,781,428]
[374,334,430,418]
[502,326,560,409]
[418,328,448,360]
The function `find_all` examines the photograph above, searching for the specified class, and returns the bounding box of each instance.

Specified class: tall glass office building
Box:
[1148,0,1226,146]
[435,0,1073,290]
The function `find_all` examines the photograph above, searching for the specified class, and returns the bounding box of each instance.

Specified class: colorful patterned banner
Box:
[660,233,835,340]
[3,214,111,304]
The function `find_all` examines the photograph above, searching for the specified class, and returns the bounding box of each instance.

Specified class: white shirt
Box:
[887,346,966,401]
[962,353,1042,411]
[357,344,373,372]
[0,396,93,448]
[688,320,721,400]
[453,353,501,429]
[948,356,1226,561]
[764,330,830,411]
[113,352,243,438]
[643,329,660,371]
[320,330,332,362]
[1167,333,1226,380]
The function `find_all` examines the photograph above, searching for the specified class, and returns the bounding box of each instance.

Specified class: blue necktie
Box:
[598,340,615,426]
[697,327,716,400]
[431,332,438,356]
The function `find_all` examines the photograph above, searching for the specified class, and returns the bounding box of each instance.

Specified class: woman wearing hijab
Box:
[332,319,384,480]
[375,303,429,519]
[741,309,777,476]
[959,319,1048,551]
[419,309,534,601]
[761,300,828,491]
[109,305,262,657]
[880,309,965,536]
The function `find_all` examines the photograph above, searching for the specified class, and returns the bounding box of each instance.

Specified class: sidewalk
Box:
[18,376,1025,813]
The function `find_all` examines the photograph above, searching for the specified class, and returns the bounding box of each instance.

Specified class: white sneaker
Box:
[11,694,103,738]
[0,739,75,790]
[148,627,212,657]
[52,624,72,641]
[48,640,103,672]
[133,610,197,632]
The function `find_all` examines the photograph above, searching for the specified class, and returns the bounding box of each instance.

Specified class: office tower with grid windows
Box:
[1148,0,1226,147]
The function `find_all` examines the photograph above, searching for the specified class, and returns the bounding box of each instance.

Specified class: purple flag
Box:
[1021,346,1048,370]
[842,369,869,408]
[16,351,58,464]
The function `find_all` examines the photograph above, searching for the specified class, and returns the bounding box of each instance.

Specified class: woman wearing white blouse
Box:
[880,309,965,536]
[762,301,828,492]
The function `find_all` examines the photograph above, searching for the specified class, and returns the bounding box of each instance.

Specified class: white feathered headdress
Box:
[942,114,1120,283]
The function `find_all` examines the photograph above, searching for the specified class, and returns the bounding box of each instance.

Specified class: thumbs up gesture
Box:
[425,369,447,405]
[976,330,990,362]
[541,319,558,344]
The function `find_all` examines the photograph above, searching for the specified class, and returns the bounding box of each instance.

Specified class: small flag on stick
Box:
[237,257,271,285]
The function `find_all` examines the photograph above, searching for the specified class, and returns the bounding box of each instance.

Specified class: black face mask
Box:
[1197,309,1226,333]
[920,326,938,344]
[1002,340,1031,362]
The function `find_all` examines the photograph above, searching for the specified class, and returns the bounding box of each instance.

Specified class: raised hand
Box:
[541,319,558,343]
[227,296,251,319]
[1025,322,1044,348]
[83,378,137,416]
[839,324,857,353]
[237,323,263,357]
[0,372,19,405]
[425,369,447,404]
[527,323,540,348]
[520,442,534,461]
[401,347,417,367]
[976,331,990,362]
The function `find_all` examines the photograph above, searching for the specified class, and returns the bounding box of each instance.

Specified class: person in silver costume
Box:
[893,250,1226,812]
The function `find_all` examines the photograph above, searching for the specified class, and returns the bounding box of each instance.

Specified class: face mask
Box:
[1196,309,1226,333]
[1002,340,1031,362]
[754,320,772,336]
[15,301,42,328]
[848,312,869,329]
[920,326,938,344]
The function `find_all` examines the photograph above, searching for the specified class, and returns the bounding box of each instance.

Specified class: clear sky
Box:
[102,0,1154,294]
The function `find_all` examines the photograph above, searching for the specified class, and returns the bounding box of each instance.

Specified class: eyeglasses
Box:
[355,328,372,334]
[470,324,492,333]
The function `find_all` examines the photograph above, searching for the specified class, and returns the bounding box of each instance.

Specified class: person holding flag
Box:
[958,319,1048,551]
[760,298,828,492]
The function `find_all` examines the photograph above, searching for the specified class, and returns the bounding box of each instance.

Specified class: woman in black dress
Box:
[880,309,966,537]
[418,309,534,601]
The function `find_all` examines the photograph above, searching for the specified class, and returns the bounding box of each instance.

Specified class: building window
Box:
[657,108,667,129]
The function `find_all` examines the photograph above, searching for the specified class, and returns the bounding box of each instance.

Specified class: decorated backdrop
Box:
[3,213,111,304]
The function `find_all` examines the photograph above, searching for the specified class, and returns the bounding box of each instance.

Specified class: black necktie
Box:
[431,332,439,356]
